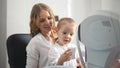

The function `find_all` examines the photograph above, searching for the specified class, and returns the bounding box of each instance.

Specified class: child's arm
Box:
[76,58,82,68]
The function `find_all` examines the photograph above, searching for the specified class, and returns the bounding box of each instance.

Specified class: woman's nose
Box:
[45,19,50,24]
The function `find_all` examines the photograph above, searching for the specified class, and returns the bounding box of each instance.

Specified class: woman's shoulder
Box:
[29,33,42,42]
[26,33,42,48]
[32,33,42,39]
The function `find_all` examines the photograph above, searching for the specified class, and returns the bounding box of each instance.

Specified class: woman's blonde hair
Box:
[30,3,56,37]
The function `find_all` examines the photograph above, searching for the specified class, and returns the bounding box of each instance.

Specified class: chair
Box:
[6,34,32,68]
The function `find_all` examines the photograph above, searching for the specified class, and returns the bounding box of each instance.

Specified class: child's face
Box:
[57,23,76,46]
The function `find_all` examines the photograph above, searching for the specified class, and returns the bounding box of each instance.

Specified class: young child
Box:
[48,17,82,68]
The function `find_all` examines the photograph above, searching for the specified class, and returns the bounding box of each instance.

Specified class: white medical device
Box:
[77,12,120,68]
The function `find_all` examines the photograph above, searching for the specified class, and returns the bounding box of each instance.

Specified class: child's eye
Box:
[70,34,73,36]
[63,32,67,35]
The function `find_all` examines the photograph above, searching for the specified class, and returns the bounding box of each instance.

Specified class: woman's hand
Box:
[57,49,72,65]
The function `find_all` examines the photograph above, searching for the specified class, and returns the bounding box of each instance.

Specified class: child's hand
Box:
[110,59,120,68]
[76,58,82,68]
[57,49,72,65]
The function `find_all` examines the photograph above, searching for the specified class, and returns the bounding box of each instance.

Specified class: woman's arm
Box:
[26,42,39,68]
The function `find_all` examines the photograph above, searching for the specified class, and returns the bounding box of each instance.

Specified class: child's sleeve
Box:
[63,59,77,68]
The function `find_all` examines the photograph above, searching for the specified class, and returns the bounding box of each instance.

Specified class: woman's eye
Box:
[39,19,45,22]
[48,17,52,20]
[39,17,52,23]
[48,17,52,19]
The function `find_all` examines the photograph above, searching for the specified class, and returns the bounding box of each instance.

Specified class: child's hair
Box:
[57,17,75,30]
[30,3,56,37]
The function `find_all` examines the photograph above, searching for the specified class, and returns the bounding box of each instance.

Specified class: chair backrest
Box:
[6,34,32,68]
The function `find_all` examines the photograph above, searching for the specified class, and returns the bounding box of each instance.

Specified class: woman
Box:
[26,3,72,68]
[26,3,56,68]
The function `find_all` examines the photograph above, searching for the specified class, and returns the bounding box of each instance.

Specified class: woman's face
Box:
[36,10,53,35]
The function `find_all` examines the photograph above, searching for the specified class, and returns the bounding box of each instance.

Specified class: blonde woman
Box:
[26,3,56,68]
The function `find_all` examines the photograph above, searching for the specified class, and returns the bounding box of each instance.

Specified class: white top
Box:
[26,33,53,68]
[48,43,79,68]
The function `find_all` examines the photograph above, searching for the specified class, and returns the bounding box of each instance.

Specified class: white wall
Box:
[71,0,120,25]
[7,0,32,37]
[71,0,102,25]
[0,0,7,68]
[101,0,120,15]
